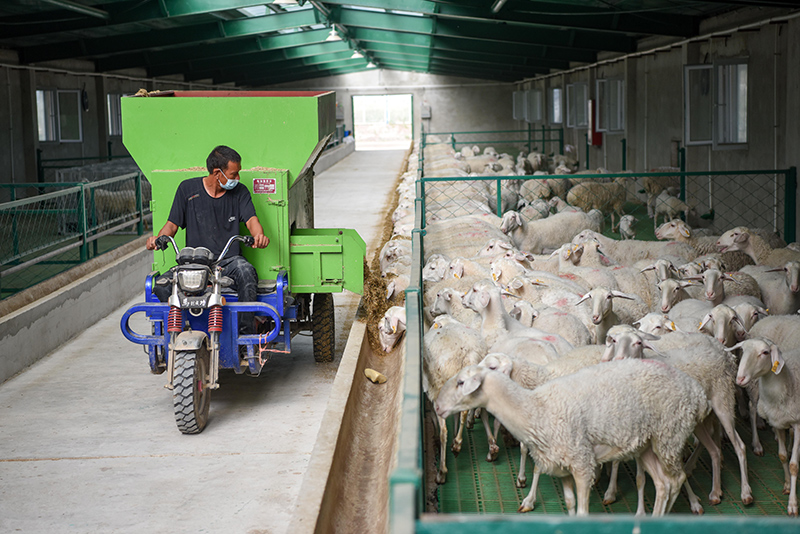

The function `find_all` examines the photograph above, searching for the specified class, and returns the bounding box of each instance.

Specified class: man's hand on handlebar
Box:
[250,234,270,249]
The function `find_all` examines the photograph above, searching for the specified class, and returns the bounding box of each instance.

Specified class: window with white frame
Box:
[549,87,562,124]
[684,61,747,148]
[107,93,123,136]
[36,89,83,142]
[567,82,588,127]
[715,61,747,146]
[525,89,542,122]
[596,78,624,132]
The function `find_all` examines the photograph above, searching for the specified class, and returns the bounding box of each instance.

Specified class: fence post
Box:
[527,124,532,153]
[584,133,590,170]
[679,147,686,202]
[36,148,44,184]
[785,167,797,244]
[79,184,88,262]
[107,140,113,161]
[136,172,144,235]
[11,187,20,258]
[495,179,503,217]
[559,128,564,154]
[621,138,627,171]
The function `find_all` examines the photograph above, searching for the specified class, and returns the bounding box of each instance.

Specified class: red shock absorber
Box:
[167,306,182,333]
[208,305,223,332]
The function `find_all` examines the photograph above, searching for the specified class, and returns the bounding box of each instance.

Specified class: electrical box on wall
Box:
[335,101,344,120]
[587,99,602,146]
[421,103,431,119]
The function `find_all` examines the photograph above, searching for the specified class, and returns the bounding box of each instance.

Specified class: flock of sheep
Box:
[376,138,800,517]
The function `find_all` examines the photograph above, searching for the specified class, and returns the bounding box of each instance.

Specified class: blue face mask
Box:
[218,169,238,190]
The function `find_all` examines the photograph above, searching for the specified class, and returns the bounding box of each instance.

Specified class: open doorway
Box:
[352,94,412,150]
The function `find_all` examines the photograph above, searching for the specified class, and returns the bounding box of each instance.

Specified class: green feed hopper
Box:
[121,90,364,295]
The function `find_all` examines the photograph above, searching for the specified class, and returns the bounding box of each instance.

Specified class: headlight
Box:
[177,269,208,292]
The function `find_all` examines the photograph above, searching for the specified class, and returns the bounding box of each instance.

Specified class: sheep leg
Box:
[451,410,468,456]
[749,398,764,456]
[776,427,791,495]
[480,410,499,462]
[602,461,619,505]
[466,408,475,430]
[634,459,647,516]
[518,461,541,512]
[562,475,577,515]
[713,405,753,504]
[517,442,528,488]
[690,417,724,509]
[435,414,448,484]
[787,423,799,516]
[639,446,669,517]
[572,471,593,516]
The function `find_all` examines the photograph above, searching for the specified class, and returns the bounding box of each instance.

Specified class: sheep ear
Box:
[765,267,785,273]
[386,282,395,300]
[601,341,616,362]
[756,306,768,316]
[478,290,491,309]
[641,332,661,341]
[610,290,636,301]
[643,341,665,355]
[770,344,785,374]
[575,293,592,306]
[500,290,520,300]
[509,278,523,290]
[459,372,483,396]
[698,314,713,331]
[724,341,745,352]
[722,273,739,283]
[640,263,656,273]
[734,231,749,244]
[509,306,522,320]
[679,225,691,238]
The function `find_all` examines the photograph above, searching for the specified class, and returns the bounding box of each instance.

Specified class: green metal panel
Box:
[289,229,365,293]
[121,91,366,289]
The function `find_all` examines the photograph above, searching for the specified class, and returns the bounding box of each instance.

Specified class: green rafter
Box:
[19,9,321,64]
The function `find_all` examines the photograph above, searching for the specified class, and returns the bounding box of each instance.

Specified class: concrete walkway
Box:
[0,149,406,534]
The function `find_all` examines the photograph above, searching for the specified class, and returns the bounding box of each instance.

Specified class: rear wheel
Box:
[173,347,211,434]
[312,293,335,363]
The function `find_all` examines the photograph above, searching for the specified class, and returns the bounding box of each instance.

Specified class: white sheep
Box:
[500,209,603,254]
[732,302,768,331]
[749,315,800,350]
[423,315,491,483]
[717,226,800,267]
[461,279,574,360]
[740,261,800,315]
[92,188,137,225]
[508,300,592,347]
[653,190,690,231]
[572,229,696,265]
[434,360,710,516]
[691,268,763,309]
[378,306,406,352]
[641,170,680,218]
[604,329,753,507]
[619,215,638,240]
[575,287,646,343]
[548,195,580,213]
[655,219,753,271]
[429,287,480,329]
[697,304,748,347]
[729,337,800,516]
[566,177,629,232]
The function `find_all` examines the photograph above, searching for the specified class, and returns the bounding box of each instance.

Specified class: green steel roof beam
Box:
[39,0,109,20]
[348,28,596,64]
[433,2,698,38]
[19,9,321,63]
[318,0,439,15]
[216,55,367,83]
[153,40,350,79]
[333,7,635,53]
[433,18,636,53]
[235,62,370,87]
[362,41,570,70]
[96,28,331,73]
[0,0,305,39]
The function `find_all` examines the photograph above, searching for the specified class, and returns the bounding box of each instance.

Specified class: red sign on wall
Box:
[252,178,276,194]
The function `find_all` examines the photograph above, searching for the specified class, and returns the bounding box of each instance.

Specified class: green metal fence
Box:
[418,169,797,244]
[421,127,564,157]
[0,172,151,299]
[388,166,800,533]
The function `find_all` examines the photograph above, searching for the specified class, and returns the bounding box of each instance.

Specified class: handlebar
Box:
[217,235,254,263]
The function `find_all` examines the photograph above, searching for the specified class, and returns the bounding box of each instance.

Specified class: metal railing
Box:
[36,144,131,183]
[0,172,151,299]
[421,127,564,157]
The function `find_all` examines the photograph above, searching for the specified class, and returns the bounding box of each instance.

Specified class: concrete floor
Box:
[0,149,406,534]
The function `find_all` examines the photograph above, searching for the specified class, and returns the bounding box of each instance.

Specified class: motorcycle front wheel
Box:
[172,347,211,434]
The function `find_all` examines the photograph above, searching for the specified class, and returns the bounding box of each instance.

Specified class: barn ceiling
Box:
[0,1,798,86]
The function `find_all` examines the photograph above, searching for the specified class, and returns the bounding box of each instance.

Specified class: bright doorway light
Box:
[352,94,412,151]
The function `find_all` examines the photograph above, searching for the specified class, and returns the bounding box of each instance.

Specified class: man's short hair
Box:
[206,145,242,174]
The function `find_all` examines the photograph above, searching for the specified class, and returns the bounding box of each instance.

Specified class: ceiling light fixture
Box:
[491,0,509,14]
[325,28,342,41]
[366,61,376,69]
[272,0,298,4]
[350,50,363,59]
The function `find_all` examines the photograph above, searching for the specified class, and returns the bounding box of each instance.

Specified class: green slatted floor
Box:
[436,412,792,516]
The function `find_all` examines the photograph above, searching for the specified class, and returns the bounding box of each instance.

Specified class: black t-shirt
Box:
[167,177,257,258]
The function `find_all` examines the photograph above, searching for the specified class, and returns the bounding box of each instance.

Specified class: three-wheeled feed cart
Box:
[120,91,365,433]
